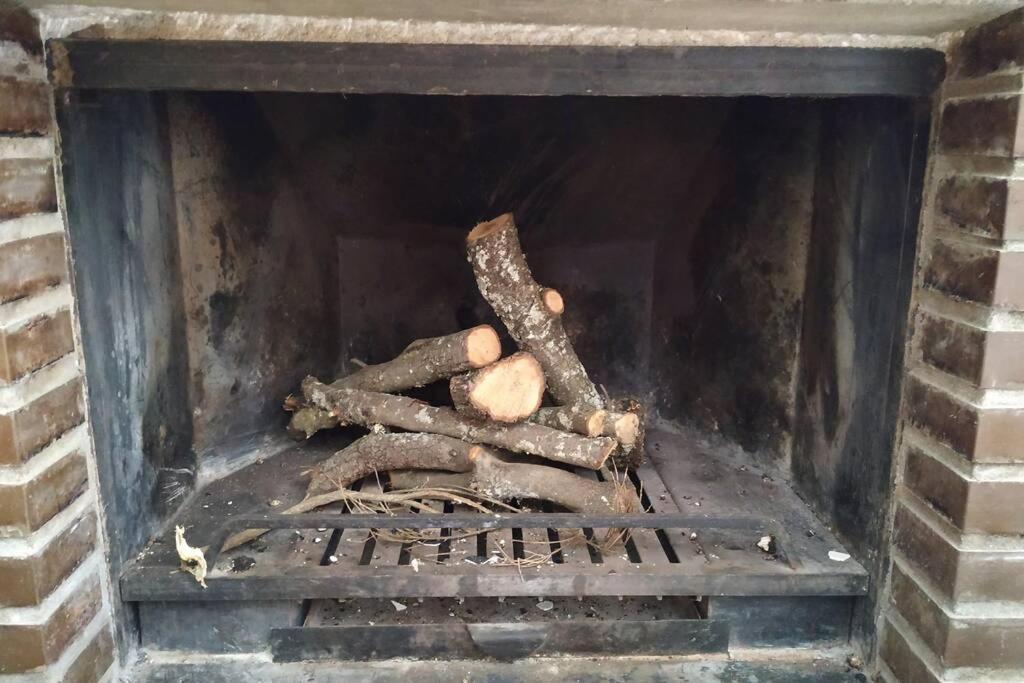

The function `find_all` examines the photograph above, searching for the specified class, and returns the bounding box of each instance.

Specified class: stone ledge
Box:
[0,77,49,136]
[944,72,1024,100]
[922,237,1024,309]
[0,233,68,305]
[933,174,1024,241]
[949,6,1024,81]
[0,568,101,673]
[892,497,1024,603]
[880,612,943,683]
[891,557,1024,670]
[0,512,95,608]
[938,95,1024,159]
[916,310,1024,389]
[0,376,84,467]
[0,284,74,330]
[904,372,1024,463]
[903,444,1024,535]
[0,136,52,160]
[0,491,93,559]
[0,212,63,247]
[0,353,79,415]
[917,288,1024,332]
[0,309,76,384]
[56,613,114,683]
[0,157,56,221]
[0,446,87,537]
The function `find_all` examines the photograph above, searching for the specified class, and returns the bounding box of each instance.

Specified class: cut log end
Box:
[540,288,564,315]
[613,412,641,446]
[450,352,545,423]
[465,325,502,368]
[467,212,515,243]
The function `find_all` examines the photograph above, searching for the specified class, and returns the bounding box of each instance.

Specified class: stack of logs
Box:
[285,213,644,519]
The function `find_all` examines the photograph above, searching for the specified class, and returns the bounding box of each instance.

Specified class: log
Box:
[389,469,474,490]
[466,214,603,409]
[531,406,608,437]
[303,378,615,469]
[607,397,646,469]
[324,450,632,514]
[607,410,641,447]
[466,449,636,515]
[226,433,481,551]
[449,351,545,423]
[287,325,501,438]
[306,432,480,495]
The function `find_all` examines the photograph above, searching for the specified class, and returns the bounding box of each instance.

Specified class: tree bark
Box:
[531,406,608,437]
[466,214,603,409]
[449,351,545,423]
[307,432,481,495]
[287,325,501,439]
[389,469,474,490]
[303,378,615,469]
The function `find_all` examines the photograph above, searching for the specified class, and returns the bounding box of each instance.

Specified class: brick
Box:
[880,616,942,683]
[0,512,96,607]
[0,309,75,384]
[0,157,56,220]
[917,312,1024,388]
[63,624,114,683]
[923,240,1024,309]
[0,448,87,536]
[891,563,1024,669]
[950,7,1024,80]
[934,175,1024,242]
[905,375,1024,463]
[939,96,1024,158]
[0,378,83,465]
[0,234,67,304]
[0,572,101,673]
[0,77,49,135]
[905,446,1024,535]
[893,503,1024,603]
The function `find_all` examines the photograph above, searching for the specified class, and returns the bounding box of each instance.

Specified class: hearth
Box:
[50,40,937,679]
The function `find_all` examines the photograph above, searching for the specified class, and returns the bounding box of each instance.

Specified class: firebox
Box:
[50,39,940,680]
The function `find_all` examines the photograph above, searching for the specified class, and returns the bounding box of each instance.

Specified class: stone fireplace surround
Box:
[2,2,1024,681]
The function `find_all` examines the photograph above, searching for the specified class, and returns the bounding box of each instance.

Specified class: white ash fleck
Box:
[329,555,338,563]
[828,551,851,562]
[757,535,773,552]
[391,600,408,612]
[537,600,554,612]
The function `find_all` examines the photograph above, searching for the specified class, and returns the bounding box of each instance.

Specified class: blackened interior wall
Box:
[56,91,195,653]
[166,93,818,462]
[793,98,929,646]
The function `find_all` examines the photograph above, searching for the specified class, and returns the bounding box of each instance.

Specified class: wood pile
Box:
[286,213,645,517]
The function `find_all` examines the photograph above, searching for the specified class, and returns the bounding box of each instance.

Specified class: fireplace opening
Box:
[57,88,927,664]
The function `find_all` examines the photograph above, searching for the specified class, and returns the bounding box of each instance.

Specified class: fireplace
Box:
[4,3,1024,682]
[51,56,930,675]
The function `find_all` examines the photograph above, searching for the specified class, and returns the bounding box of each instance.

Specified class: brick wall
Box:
[0,8,116,682]
[880,8,1024,682]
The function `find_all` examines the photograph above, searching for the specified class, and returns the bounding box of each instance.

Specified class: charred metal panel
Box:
[792,98,928,646]
[56,90,196,650]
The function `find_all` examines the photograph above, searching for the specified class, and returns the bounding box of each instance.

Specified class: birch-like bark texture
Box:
[287,325,500,438]
[466,214,604,409]
[303,378,615,469]
[306,432,480,495]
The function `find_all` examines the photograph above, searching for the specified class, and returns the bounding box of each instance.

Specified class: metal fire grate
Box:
[120,430,869,602]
